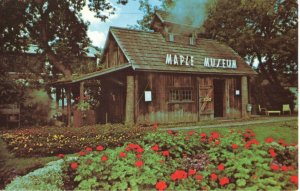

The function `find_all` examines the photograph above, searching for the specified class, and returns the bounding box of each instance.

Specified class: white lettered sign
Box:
[165,54,194,66]
[204,57,237,69]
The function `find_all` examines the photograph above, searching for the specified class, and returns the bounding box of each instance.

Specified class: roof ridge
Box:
[109,26,160,34]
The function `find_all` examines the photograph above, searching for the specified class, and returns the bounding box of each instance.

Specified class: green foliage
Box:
[60,128,298,190]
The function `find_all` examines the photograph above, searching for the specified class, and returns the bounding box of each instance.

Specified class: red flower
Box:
[218,164,225,171]
[188,131,194,136]
[152,144,159,151]
[78,151,86,156]
[219,177,230,186]
[290,175,298,185]
[57,154,64,158]
[136,154,142,158]
[188,169,196,176]
[70,162,78,170]
[210,132,219,139]
[119,152,126,158]
[288,166,295,171]
[155,181,167,191]
[152,123,158,130]
[232,144,238,149]
[167,130,173,135]
[210,173,218,181]
[96,145,105,151]
[269,149,276,158]
[281,165,288,171]
[101,155,108,161]
[195,175,203,181]
[215,140,220,145]
[265,137,273,143]
[171,170,187,181]
[200,138,206,142]
[270,163,280,171]
[85,147,92,152]
[278,139,287,146]
[162,150,170,156]
[135,160,144,168]
[200,133,207,138]
[136,147,144,153]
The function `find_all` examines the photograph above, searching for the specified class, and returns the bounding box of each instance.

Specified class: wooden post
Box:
[66,86,72,127]
[125,75,134,125]
[55,87,60,109]
[134,74,139,122]
[80,82,84,100]
[61,88,65,109]
[241,76,249,118]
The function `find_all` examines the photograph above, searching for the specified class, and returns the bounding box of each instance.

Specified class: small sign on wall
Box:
[145,91,152,102]
[235,90,240,96]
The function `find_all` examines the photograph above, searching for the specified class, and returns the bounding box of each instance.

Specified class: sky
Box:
[81,0,161,48]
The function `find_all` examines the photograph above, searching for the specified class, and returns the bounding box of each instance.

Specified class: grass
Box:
[194,119,298,144]
[0,118,297,189]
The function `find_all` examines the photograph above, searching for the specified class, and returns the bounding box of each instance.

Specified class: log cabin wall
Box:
[136,72,197,124]
[135,72,242,124]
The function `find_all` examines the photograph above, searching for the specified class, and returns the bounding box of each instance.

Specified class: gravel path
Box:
[161,116,297,131]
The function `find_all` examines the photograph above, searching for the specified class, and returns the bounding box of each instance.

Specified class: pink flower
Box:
[119,152,126,158]
[218,164,225,171]
[219,177,230,186]
[215,140,220,145]
[155,181,167,191]
[152,123,158,130]
[135,160,144,168]
[96,145,105,151]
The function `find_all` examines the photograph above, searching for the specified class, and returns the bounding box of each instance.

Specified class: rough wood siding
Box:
[224,77,242,118]
[102,35,127,69]
[198,77,214,119]
[136,72,198,124]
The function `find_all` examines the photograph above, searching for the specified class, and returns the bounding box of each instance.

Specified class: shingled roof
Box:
[153,10,197,28]
[109,27,257,76]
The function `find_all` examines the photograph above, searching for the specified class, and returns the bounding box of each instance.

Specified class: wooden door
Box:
[198,78,214,119]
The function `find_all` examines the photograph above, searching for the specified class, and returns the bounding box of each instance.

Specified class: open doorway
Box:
[213,79,225,117]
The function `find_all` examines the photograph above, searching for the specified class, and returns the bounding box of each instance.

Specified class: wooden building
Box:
[53,11,257,126]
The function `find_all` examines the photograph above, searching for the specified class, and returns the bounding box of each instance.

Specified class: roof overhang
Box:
[50,64,131,86]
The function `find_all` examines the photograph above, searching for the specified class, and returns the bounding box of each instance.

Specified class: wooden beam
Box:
[125,75,134,125]
[241,76,249,118]
[66,86,72,127]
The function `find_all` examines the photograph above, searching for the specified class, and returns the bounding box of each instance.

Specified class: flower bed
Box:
[60,128,298,190]
[0,124,147,157]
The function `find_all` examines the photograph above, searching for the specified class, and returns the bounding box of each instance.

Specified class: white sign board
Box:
[204,57,237,69]
[235,90,240,95]
[145,91,152,102]
[165,54,194,66]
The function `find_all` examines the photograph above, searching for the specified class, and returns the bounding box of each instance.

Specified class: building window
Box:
[169,89,192,102]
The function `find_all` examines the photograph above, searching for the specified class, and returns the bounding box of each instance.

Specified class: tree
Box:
[203,0,297,85]
[0,0,127,79]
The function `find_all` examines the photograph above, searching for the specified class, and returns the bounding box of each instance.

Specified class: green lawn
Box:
[0,119,297,189]
[196,120,298,144]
